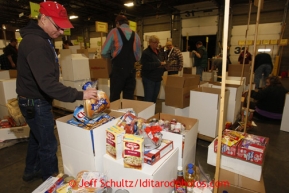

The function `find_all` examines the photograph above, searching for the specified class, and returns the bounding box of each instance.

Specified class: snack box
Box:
[123,134,144,170]
[236,134,269,165]
[106,126,125,160]
[144,139,173,165]
[214,129,246,157]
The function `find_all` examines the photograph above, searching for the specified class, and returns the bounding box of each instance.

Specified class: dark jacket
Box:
[194,46,208,68]
[141,46,165,82]
[251,85,288,114]
[254,53,273,72]
[16,20,83,102]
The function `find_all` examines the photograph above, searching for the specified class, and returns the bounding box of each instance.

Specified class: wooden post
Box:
[213,1,230,192]
[244,0,262,133]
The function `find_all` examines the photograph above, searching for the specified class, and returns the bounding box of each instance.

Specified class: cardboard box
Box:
[182,51,193,67]
[60,49,91,81]
[207,139,263,181]
[89,58,111,79]
[149,113,198,167]
[0,104,9,119]
[109,99,155,120]
[211,83,243,123]
[144,139,173,165]
[55,111,124,177]
[165,74,200,108]
[217,169,266,193]
[103,148,178,193]
[0,125,30,141]
[228,64,251,85]
[189,87,229,138]
[281,93,289,132]
[161,102,189,117]
[106,125,125,160]
[202,71,213,81]
[0,70,17,79]
[0,78,17,106]
[214,138,239,157]
[236,135,269,165]
[77,48,97,59]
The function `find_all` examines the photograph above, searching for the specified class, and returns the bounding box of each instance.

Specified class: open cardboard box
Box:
[228,64,251,85]
[207,138,263,181]
[217,168,266,193]
[165,74,200,108]
[89,58,111,79]
[0,125,30,141]
[148,113,198,167]
[56,110,124,177]
[103,148,178,193]
[109,99,155,119]
[189,87,229,138]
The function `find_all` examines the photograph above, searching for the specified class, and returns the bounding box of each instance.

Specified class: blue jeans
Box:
[18,96,58,180]
[254,64,272,88]
[196,66,204,81]
[142,77,161,103]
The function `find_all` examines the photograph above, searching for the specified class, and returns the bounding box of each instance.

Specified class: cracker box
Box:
[236,134,269,165]
[214,138,239,157]
[123,134,144,170]
[144,139,173,165]
[106,126,125,160]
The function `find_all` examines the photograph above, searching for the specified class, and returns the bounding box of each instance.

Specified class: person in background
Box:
[238,47,252,64]
[192,41,208,81]
[250,76,288,121]
[62,40,73,49]
[16,1,97,182]
[254,52,273,89]
[141,35,166,103]
[212,54,229,82]
[0,38,18,69]
[101,14,141,102]
[165,41,183,75]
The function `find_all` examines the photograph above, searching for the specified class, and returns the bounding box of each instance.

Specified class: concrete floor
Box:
[0,98,289,193]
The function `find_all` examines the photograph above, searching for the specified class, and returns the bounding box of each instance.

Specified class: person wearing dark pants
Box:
[254,52,273,89]
[141,35,166,103]
[101,15,141,102]
[16,2,97,182]
[164,41,183,75]
[192,41,208,81]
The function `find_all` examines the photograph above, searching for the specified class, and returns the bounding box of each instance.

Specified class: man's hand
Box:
[83,88,98,100]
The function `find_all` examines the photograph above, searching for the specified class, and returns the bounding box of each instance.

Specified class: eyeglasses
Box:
[46,16,64,31]
[151,41,159,44]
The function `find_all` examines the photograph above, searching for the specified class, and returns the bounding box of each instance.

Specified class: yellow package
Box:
[123,134,144,170]
[106,126,125,159]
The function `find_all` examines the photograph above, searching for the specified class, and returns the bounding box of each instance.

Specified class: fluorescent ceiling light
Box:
[258,49,271,52]
[69,15,78,19]
[16,29,19,32]
[124,2,134,7]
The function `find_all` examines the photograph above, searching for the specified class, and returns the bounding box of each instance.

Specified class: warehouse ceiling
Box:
[0,0,283,31]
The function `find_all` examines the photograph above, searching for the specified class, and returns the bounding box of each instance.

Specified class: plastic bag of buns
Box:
[84,90,110,119]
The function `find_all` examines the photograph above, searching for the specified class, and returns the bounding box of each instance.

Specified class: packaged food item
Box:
[106,126,125,160]
[83,90,110,119]
[116,112,136,134]
[123,134,144,170]
[221,129,245,147]
[144,139,173,165]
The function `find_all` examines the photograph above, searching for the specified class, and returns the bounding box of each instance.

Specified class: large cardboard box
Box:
[165,74,200,108]
[207,139,262,181]
[217,169,266,193]
[0,70,17,79]
[0,125,30,141]
[281,93,289,132]
[56,111,124,177]
[0,78,17,106]
[189,87,229,138]
[211,83,243,123]
[0,104,9,119]
[161,102,189,117]
[228,64,251,85]
[60,49,91,81]
[103,148,178,193]
[149,113,198,167]
[77,48,97,59]
[182,51,193,67]
[109,99,155,119]
[89,58,111,79]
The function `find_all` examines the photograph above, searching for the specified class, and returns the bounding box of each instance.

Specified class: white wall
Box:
[182,16,218,36]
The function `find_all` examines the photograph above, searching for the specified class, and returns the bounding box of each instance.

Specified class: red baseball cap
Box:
[39,1,74,29]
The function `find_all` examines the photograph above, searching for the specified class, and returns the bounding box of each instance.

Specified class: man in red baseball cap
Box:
[16,1,98,182]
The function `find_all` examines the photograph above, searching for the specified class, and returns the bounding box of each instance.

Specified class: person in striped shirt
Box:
[164,41,183,75]
[101,15,141,102]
